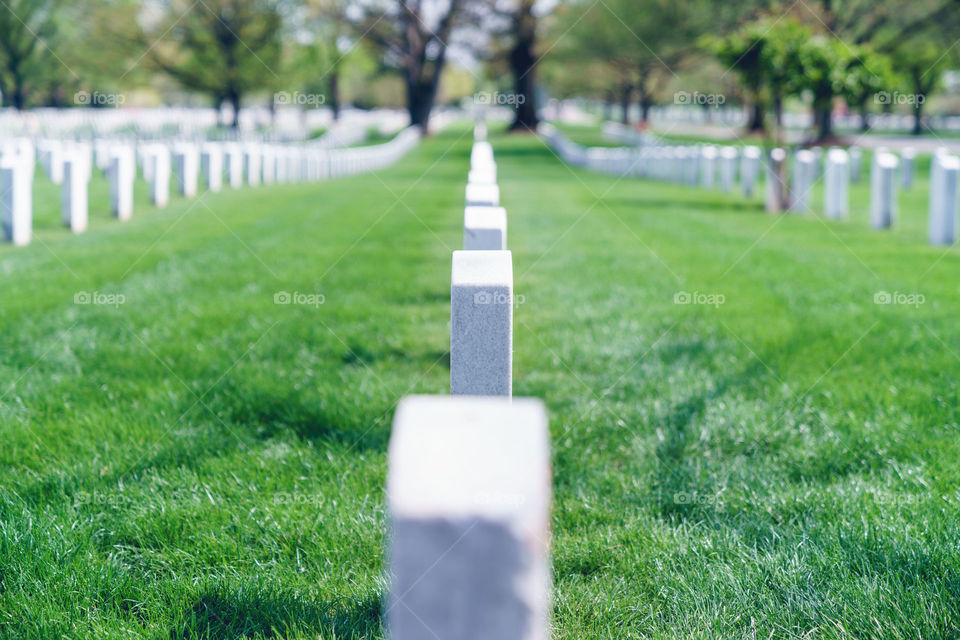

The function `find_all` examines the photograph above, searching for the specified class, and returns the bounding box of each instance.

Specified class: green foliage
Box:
[144,0,285,119]
[836,45,897,109]
[0,0,60,107]
[892,39,948,97]
[793,36,851,109]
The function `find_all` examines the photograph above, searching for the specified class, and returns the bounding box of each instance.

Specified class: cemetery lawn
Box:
[2,125,959,640]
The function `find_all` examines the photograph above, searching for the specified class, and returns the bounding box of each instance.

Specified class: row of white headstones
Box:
[0,127,423,247]
[538,123,960,246]
[385,124,551,640]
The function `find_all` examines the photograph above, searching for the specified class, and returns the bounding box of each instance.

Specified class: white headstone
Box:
[201,144,223,192]
[451,250,513,396]
[871,152,899,229]
[824,148,849,219]
[471,141,494,171]
[700,146,717,188]
[61,154,89,233]
[791,150,816,213]
[225,144,243,189]
[150,145,171,208]
[741,146,761,197]
[261,146,276,184]
[468,163,497,185]
[463,206,507,250]
[719,146,738,192]
[929,154,959,245]
[45,141,64,185]
[765,148,787,213]
[465,183,500,207]
[387,394,551,640]
[810,146,823,177]
[110,146,135,221]
[1,159,32,245]
[173,144,199,197]
[901,147,915,189]
[244,146,261,187]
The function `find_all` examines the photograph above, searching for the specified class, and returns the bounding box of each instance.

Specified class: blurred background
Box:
[2,0,959,141]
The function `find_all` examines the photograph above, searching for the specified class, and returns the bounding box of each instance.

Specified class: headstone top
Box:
[388,395,549,522]
[464,206,507,228]
[940,155,960,170]
[452,250,513,287]
[828,148,849,162]
[877,152,900,169]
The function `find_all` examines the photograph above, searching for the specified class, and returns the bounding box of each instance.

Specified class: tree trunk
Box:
[859,99,870,132]
[407,72,439,133]
[913,97,924,135]
[329,70,340,120]
[619,83,632,125]
[228,90,241,129]
[773,94,783,127]
[508,0,538,132]
[405,38,447,135]
[12,68,25,110]
[815,104,832,140]
[747,101,765,132]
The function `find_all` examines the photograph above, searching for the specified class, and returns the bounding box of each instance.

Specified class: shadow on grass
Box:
[603,196,766,214]
[484,145,559,161]
[651,356,767,523]
[218,381,392,451]
[172,590,381,639]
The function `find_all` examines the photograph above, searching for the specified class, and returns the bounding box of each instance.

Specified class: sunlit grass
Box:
[0,125,957,639]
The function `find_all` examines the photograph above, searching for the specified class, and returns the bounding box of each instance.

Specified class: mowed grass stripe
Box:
[495,132,959,638]
[0,126,958,638]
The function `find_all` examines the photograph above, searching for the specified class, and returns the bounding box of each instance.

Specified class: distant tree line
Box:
[1,0,958,138]
[0,0,547,133]
[541,0,960,140]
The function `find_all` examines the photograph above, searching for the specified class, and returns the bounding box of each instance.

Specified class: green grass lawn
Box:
[1,126,959,639]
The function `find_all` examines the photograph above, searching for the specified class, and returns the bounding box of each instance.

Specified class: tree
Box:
[505,0,538,130]
[143,0,285,127]
[350,0,467,133]
[546,0,636,124]
[892,40,948,135]
[60,0,147,106]
[835,45,895,131]
[472,0,543,131]
[707,16,808,137]
[0,0,61,109]
[793,35,850,140]
[707,21,772,132]
[548,0,712,127]
[301,0,350,120]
